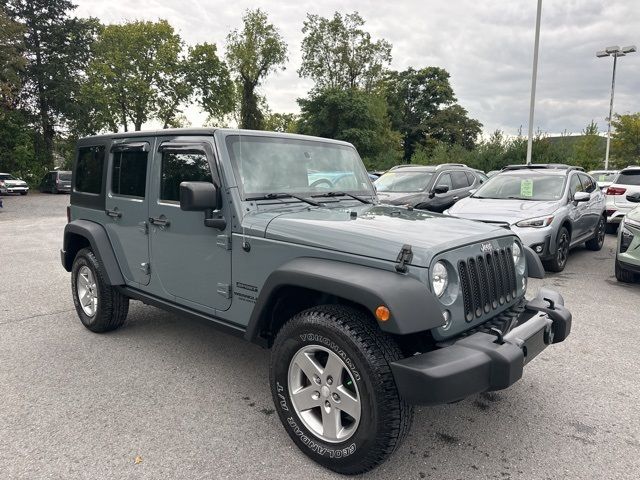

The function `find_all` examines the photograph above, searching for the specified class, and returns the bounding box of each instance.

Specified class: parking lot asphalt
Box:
[1,192,639,480]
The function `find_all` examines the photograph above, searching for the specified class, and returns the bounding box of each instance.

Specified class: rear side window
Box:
[436,173,453,189]
[617,171,640,186]
[112,151,148,198]
[75,146,105,194]
[451,171,471,189]
[160,151,213,202]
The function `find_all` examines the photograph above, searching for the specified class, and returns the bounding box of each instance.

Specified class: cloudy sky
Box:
[74,0,640,136]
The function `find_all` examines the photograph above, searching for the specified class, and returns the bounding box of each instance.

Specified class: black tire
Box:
[71,247,129,332]
[605,223,618,234]
[20,191,28,195]
[270,305,412,474]
[544,226,570,272]
[585,216,606,251]
[52,186,58,194]
[615,260,636,283]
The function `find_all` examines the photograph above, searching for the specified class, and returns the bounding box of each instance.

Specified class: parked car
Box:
[447,165,606,272]
[588,169,618,191]
[60,129,571,474]
[615,192,640,282]
[374,164,487,212]
[39,170,72,193]
[0,173,29,195]
[605,166,640,233]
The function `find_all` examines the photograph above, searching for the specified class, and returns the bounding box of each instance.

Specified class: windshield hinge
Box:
[216,234,231,250]
[395,244,413,273]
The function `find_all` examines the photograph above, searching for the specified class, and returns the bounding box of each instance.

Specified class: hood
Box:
[2,179,27,186]
[248,204,512,267]
[376,191,424,205]
[448,197,560,225]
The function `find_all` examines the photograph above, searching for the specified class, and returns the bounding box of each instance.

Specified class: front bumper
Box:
[391,288,571,405]
[511,225,554,259]
[1,186,28,193]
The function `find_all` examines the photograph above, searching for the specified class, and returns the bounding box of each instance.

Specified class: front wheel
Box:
[544,226,570,272]
[270,305,412,474]
[71,248,129,332]
[615,260,636,283]
[20,191,28,196]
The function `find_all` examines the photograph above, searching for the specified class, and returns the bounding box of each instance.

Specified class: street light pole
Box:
[596,45,636,170]
[526,0,542,166]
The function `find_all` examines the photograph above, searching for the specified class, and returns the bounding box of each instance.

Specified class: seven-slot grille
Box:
[458,247,517,322]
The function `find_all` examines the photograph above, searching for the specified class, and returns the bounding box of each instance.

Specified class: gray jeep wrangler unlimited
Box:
[61,129,571,474]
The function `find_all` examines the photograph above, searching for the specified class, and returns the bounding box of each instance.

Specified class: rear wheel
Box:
[71,248,129,332]
[544,227,570,272]
[20,191,27,195]
[270,305,412,474]
[586,216,606,251]
[615,260,636,283]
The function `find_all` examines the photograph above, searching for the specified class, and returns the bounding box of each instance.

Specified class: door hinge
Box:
[140,262,151,275]
[138,221,149,235]
[217,283,232,298]
[216,234,232,250]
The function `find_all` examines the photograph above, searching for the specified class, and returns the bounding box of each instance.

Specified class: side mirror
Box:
[627,192,640,203]
[180,181,219,211]
[573,191,590,203]
[180,181,226,229]
[433,184,450,194]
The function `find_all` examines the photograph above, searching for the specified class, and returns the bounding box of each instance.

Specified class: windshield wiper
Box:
[246,192,322,207]
[311,191,372,204]
[504,196,536,201]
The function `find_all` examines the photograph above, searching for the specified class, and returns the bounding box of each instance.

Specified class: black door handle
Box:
[149,216,170,227]
[105,208,121,218]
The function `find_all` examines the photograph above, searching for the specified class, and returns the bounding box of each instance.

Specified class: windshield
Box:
[0,174,16,180]
[225,135,373,198]
[374,171,434,192]
[59,172,72,181]
[473,173,566,201]
[589,171,617,182]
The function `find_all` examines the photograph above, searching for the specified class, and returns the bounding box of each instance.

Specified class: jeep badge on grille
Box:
[480,242,493,253]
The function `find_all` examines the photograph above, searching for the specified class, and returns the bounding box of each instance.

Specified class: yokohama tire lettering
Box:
[298,333,361,381]
[287,417,356,458]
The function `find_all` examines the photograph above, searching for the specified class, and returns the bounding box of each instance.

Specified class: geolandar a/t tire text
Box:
[269,305,413,475]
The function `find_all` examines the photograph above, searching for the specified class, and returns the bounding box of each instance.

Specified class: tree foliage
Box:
[0,9,26,108]
[226,9,287,130]
[384,67,482,161]
[611,113,640,167]
[5,0,98,166]
[299,12,391,92]
[297,88,401,168]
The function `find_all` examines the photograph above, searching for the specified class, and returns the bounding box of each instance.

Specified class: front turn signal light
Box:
[375,306,390,322]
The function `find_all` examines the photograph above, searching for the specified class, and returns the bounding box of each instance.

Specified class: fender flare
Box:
[62,220,124,286]
[524,245,545,279]
[245,257,444,342]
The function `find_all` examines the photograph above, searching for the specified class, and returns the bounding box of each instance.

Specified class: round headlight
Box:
[512,242,521,265]
[431,261,449,297]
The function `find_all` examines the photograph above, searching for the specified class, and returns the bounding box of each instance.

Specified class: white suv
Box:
[606,166,640,232]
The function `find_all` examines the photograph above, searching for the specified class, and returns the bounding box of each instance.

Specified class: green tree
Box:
[571,121,604,171]
[82,20,183,132]
[0,9,25,108]
[297,88,401,168]
[299,12,391,92]
[384,67,482,161]
[186,43,235,124]
[5,0,98,167]
[611,113,640,166]
[263,111,298,133]
[226,9,287,130]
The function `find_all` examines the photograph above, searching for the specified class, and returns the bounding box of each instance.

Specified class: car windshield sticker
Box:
[520,179,534,197]
[599,174,607,181]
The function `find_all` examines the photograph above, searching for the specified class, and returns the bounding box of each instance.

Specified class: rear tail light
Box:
[606,186,627,195]
[66,206,71,223]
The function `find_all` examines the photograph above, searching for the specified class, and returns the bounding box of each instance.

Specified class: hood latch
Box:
[395,244,413,273]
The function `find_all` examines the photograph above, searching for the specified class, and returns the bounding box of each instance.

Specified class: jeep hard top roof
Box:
[78,128,353,148]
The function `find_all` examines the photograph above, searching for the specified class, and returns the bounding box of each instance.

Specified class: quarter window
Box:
[75,146,105,194]
[112,151,148,198]
[160,151,213,202]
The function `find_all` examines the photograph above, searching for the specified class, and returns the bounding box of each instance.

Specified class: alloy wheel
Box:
[76,265,98,317]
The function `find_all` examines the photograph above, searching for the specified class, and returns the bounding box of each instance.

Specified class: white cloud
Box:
[73,0,640,135]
